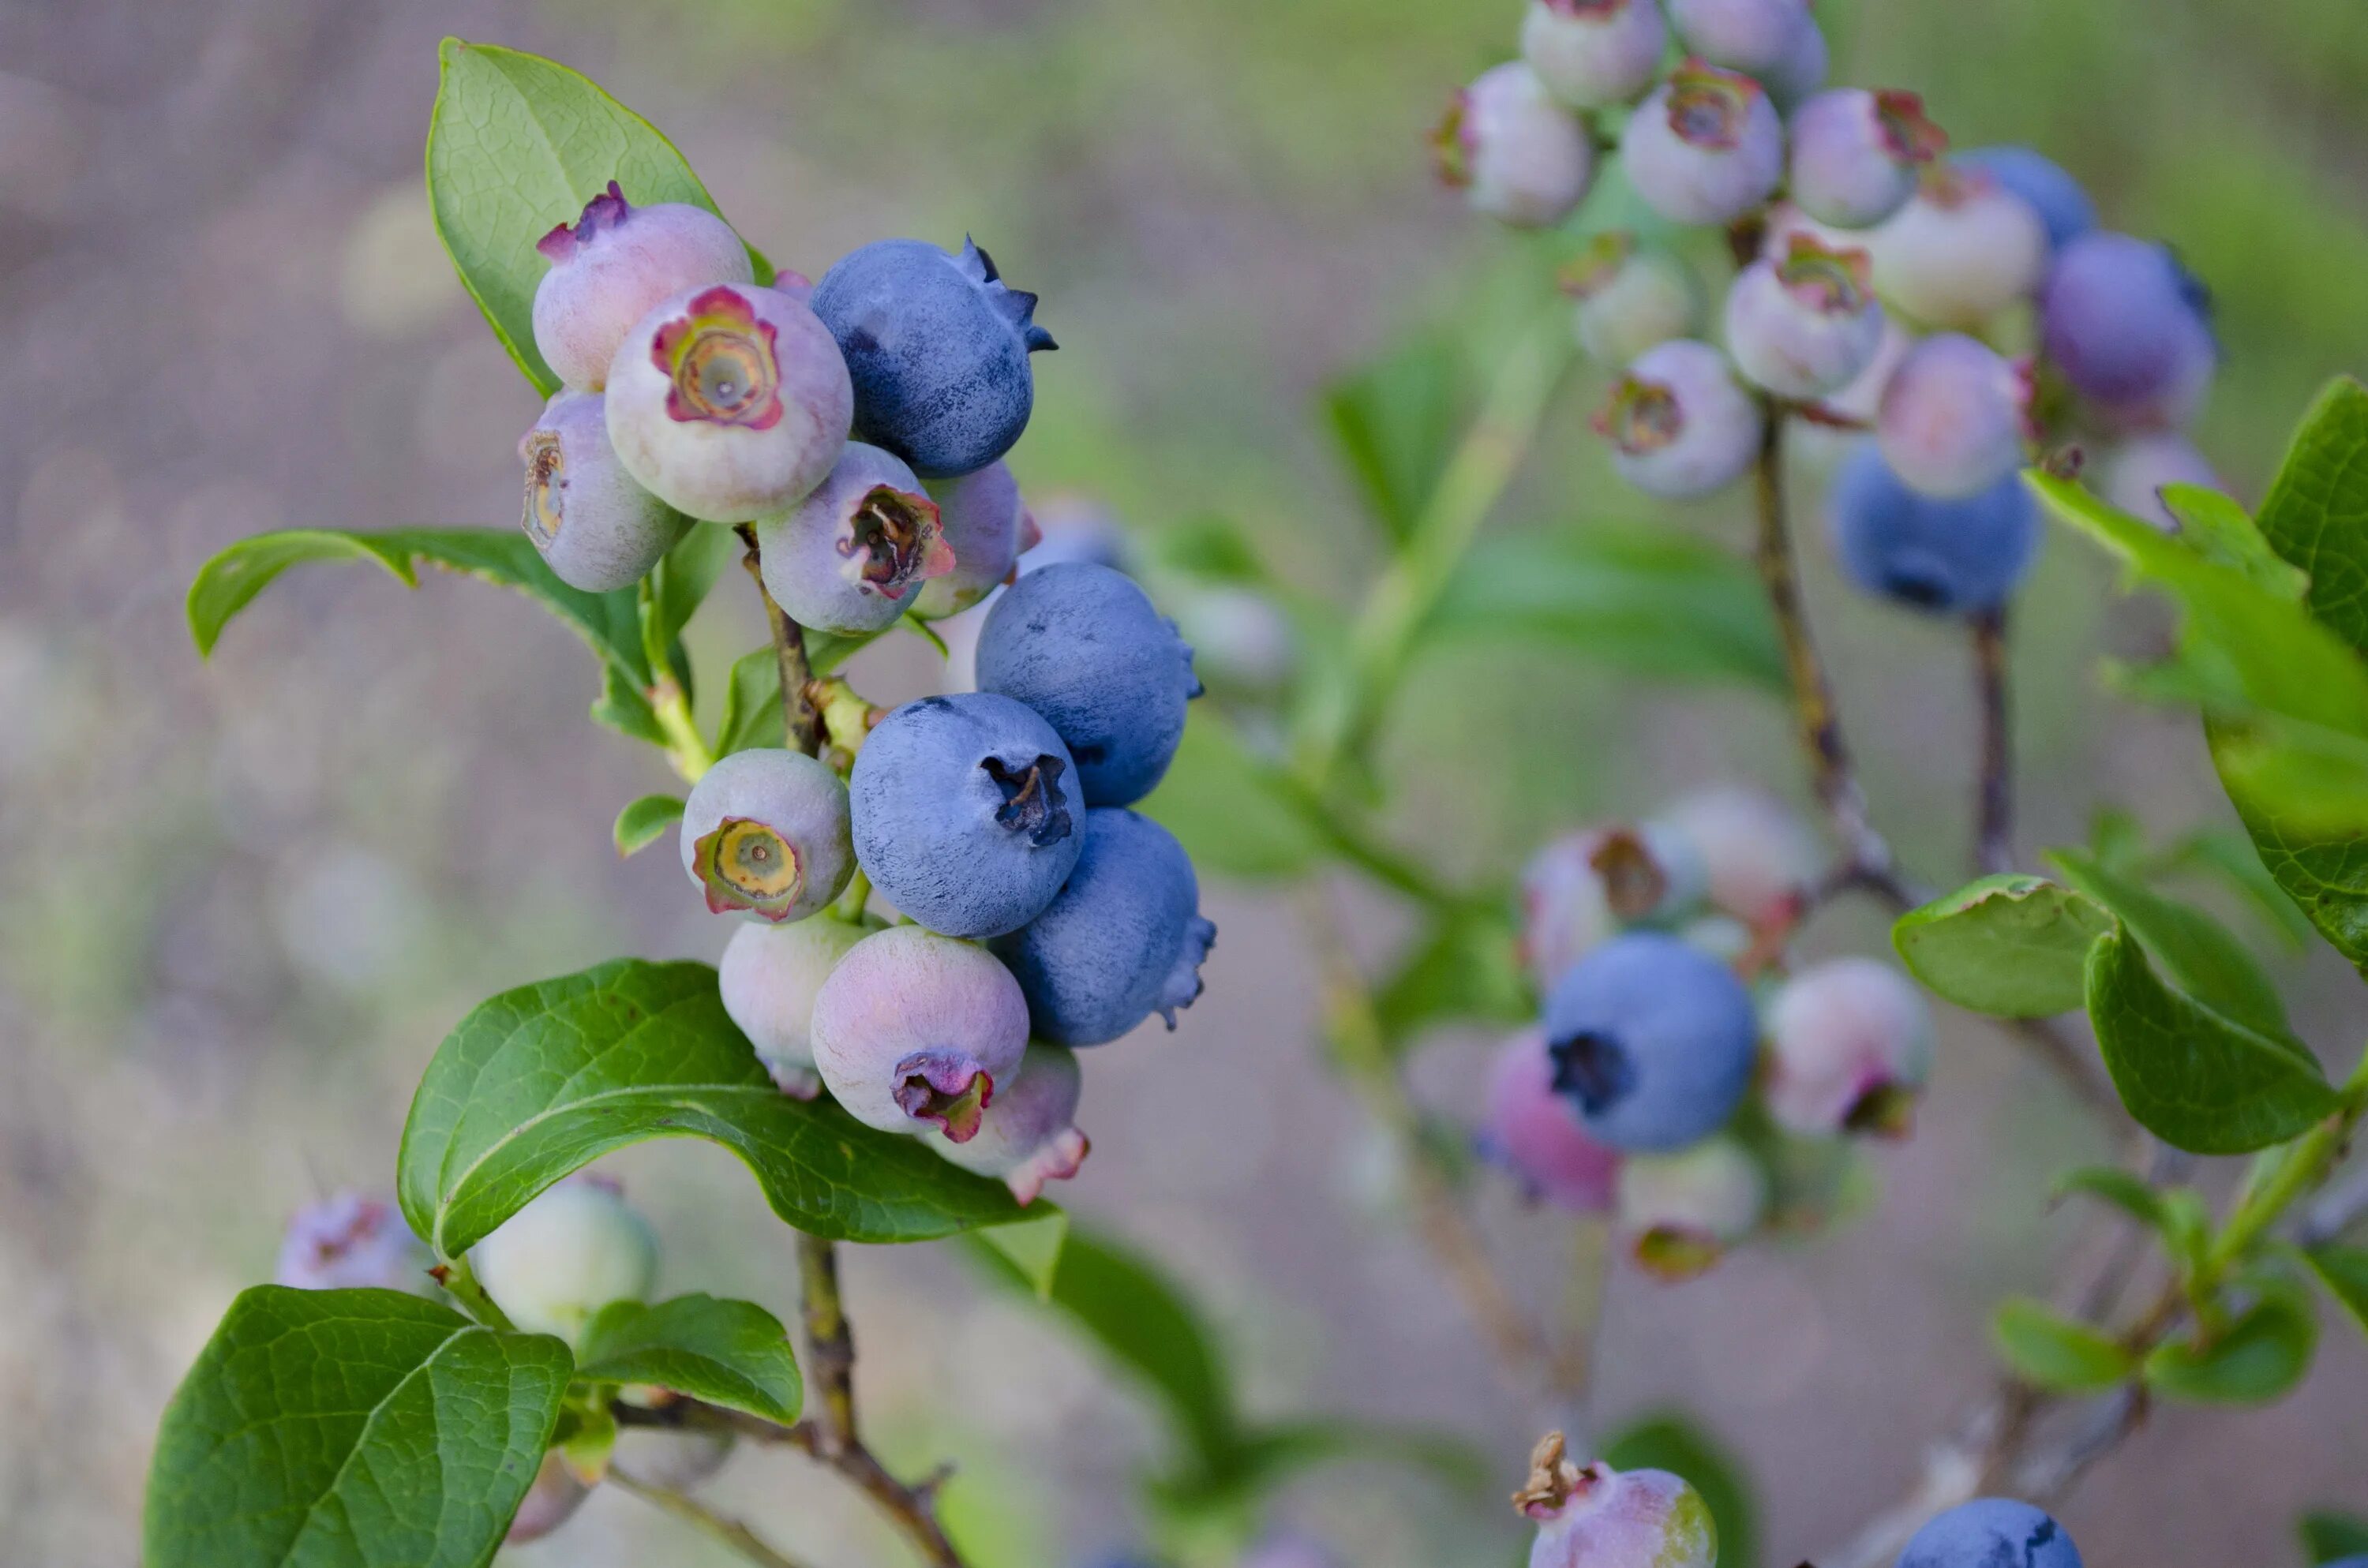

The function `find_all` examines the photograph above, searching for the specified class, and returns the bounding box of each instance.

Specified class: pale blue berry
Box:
[1595,339,1764,500]
[1897,1499,2081,1568]
[1621,62,1784,226]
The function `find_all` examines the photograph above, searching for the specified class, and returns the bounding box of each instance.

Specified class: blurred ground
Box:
[1,0,2363,1563]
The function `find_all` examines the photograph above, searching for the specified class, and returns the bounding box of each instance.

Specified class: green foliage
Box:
[2301,1244,2368,1338]
[1427,529,1788,690]
[972,1208,1070,1300]
[613,793,684,856]
[1139,709,1323,879]
[2254,379,2368,657]
[2142,1289,2317,1404]
[398,959,1029,1256]
[1892,874,2113,1018]
[1599,1413,1757,1568]
[574,1293,804,1423]
[1324,333,1471,545]
[145,1286,569,1568]
[2301,1510,2368,1564]
[425,39,769,395]
[1373,906,1531,1048]
[2047,848,2288,1038]
[2051,1165,2168,1229]
[1990,1297,2136,1392]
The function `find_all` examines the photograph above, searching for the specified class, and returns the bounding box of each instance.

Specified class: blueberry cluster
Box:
[1441,0,2224,616]
[1478,785,1933,1278]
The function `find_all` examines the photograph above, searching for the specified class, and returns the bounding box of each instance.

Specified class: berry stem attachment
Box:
[609,1467,817,1568]
[429,1253,518,1333]
[1971,606,2015,876]
[736,522,822,756]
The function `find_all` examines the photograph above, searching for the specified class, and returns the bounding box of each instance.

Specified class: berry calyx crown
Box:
[1664,60,1763,151]
[653,286,785,429]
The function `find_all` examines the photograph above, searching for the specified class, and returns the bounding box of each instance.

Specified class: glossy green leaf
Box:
[425,39,767,394]
[1138,709,1322,880]
[1428,529,1787,690]
[1991,1296,2135,1392]
[971,1208,1070,1302]
[2156,828,2314,949]
[2050,1166,2167,1229]
[145,1286,569,1568]
[1373,906,1531,1048]
[712,629,901,760]
[1892,874,2113,1018]
[2048,848,2289,1037]
[575,1293,802,1423]
[2254,376,2368,657]
[2143,1291,2317,1404]
[2210,713,2368,972]
[2302,1244,2368,1338]
[1324,333,1470,544]
[613,793,684,857]
[2300,1510,2368,1563]
[399,959,1029,1256]
[2159,483,2310,598]
[2085,928,2338,1154]
[1601,1414,1755,1568]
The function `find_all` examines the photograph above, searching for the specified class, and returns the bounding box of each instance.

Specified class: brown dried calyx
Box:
[1512,1430,1605,1519]
[1589,828,1669,920]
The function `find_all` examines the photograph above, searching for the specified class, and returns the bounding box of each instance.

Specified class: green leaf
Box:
[2048,848,2290,1037]
[1991,1296,2136,1392]
[1144,514,1271,586]
[1323,333,1470,544]
[2051,1165,2168,1229]
[711,629,899,760]
[2254,376,2368,657]
[1891,874,2113,1018]
[1211,1418,1493,1506]
[1137,709,1322,880]
[574,1293,802,1423]
[613,794,684,857]
[2085,927,2338,1154]
[425,39,767,394]
[2300,1510,2368,1564]
[1428,529,1787,690]
[1600,1413,1755,1568]
[2143,1291,2317,1404]
[644,522,740,690]
[398,959,1029,1257]
[1373,906,1530,1047]
[2302,1244,2368,1337]
[144,1286,569,1568]
[2156,829,2314,949]
[971,1208,1070,1302]
[2158,484,2311,598]
[2211,713,2368,973]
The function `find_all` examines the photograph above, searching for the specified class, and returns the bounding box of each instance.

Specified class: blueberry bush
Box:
[142,8,2368,1568]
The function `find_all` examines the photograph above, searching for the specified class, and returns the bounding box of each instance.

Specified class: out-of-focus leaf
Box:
[2160,484,2310,598]
[1323,334,1470,544]
[971,1209,1070,1302]
[425,39,769,394]
[2051,1166,2168,1229]
[716,647,789,757]
[1991,1297,2136,1392]
[613,793,684,857]
[2143,1290,2317,1404]
[2210,713,2368,973]
[1373,907,1530,1048]
[2254,376,2368,657]
[2048,848,2289,1037]
[1145,514,1271,586]
[2302,1244,2368,1338]
[1138,709,1321,880]
[1427,529,1786,690]
[1601,1414,1755,1568]
[2156,828,2315,949]
[1216,1418,1493,1504]
[1892,874,2111,1018]
[2301,1510,2368,1563]
[574,1293,802,1423]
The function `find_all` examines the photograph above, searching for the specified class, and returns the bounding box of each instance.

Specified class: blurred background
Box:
[3,0,2366,1562]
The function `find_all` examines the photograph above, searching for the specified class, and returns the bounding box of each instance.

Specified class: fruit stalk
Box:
[736,522,822,754]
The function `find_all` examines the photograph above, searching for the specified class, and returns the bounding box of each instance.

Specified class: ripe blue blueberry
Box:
[1621,62,1784,226]
[1519,0,1667,110]
[914,460,1033,619]
[531,182,753,393]
[849,692,1081,937]
[1664,0,1811,75]
[1954,146,2095,253]
[719,914,871,1098]
[810,238,1055,480]
[1561,233,1702,368]
[1827,440,2038,614]
[976,562,1201,807]
[754,441,956,634]
[1875,332,2028,500]
[518,391,688,593]
[1724,236,1885,400]
[1615,1135,1767,1278]
[1542,931,1757,1152]
[1594,339,1764,500]
[275,1191,433,1293]
[2041,232,2216,431]
[1786,88,1946,230]
[1897,1499,2081,1568]
[927,1039,1090,1203]
[988,807,1215,1046]
[679,747,856,922]
[1867,167,2047,330]
[1434,62,1597,229]
[470,1177,658,1348]
[807,924,1029,1141]
[1517,1434,1716,1568]
[1480,1029,1621,1213]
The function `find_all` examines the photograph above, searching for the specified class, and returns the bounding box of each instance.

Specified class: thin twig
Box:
[1971,607,2015,877]
[736,522,819,755]
[610,1467,816,1568]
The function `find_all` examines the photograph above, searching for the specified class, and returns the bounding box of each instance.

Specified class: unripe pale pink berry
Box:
[1866,167,2047,329]
[1724,236,1885,400]
[912,460,1031,619]
[1876,332,2029,500]
[1521,822,1709,988]
[275,1191,433,1293]
[1519,0,1667,109]
[753,441,955,634]
[719,914,871,1097]
[1561,233,1702,368]
[808,926,1029,1141]
[1171,585,1298,698]
[1786,88,1946,230]
[605,282,854,522]
[927,1040,1089,1204]
[1434,62,1598,229]
[1653,784,1824,928]
[1615,1136,1767,1279]
[2101,433,2224,532]
[1763,956,1935,1136]
[506,1450,590,1544]
[518,391,688,593]
[1515,1434,1718,1568]
[530,182,753,393]
[1595,339,1765,500]
[680,747,856,922]
[1480,1029,1622,1212]
[1621,62,1784,226]
[471,1177,658,1347]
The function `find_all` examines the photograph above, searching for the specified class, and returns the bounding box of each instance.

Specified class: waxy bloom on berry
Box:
[809,925,1029,1141]
[1434,62,1597,229]
[1875,332,2029,500]
[530,181,752,392]
[1621,62,1784,226]
[1519,0,1667,109]
[471,1177,657,1349]
[1867,167,2047,330]
[679,747,855,923]
[1544,932,1758,1151]
[1596,339,1764,500]
[1516,1433,1717,1568]
[1763,956,1935,1136]
[719,914,871,1098]
[1788,88,1946,230]
[1562,233,1702,368]
[927,1040,1090,1203]
[518,391,687,593]
[755,441,955,634]
[1480,1029,1622,1213]
[1520,821,1708,989]
[1725,236,1885,400]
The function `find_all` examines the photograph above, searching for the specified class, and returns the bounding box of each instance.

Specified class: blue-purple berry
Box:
[849,692,1082,937]
[811,238,1054,481]
[519,391,688,592]
[808,925,1029,1141]
[976,562,1201,807]
[2040,232,2216,428]
[1665,0,1812,75]
[1897,1499,2081,1568]
[754,441,955,634]
[1757,9,1827,110]
[1954,146,2095,253]
[1786,88,1945,230]
[989,807,1215,1046]
[1595,339,1764,500]
[1434,62,1598,229]
[1621,61,1785,226]
[1724,236,1884,399]
[1519,0,1668,109]
[1875,332,2027,500]
[1828,440,2037,614]
[1542,931,1757,1151]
